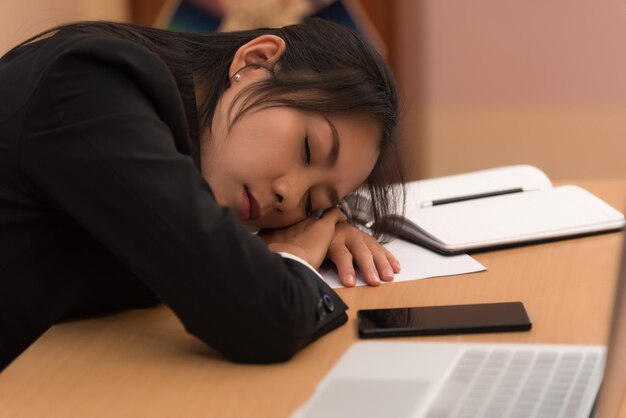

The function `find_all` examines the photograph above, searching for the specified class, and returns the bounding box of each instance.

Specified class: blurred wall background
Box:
[3,0,626,181]
[395,0,626,180]
[0,0,128,54]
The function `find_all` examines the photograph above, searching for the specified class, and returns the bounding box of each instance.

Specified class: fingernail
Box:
[345,274,355,286]
[383,268,394,280]
[392,261,401,272]
[370,272,380,284]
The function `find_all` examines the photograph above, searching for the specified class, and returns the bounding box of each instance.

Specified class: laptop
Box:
[292,237,626,418]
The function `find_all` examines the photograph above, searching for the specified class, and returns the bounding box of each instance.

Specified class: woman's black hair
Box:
[9,18,404,238]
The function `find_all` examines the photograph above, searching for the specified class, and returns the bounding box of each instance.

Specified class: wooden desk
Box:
[1,180,625,418]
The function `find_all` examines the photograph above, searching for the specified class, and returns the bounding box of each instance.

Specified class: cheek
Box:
[225,117,300,169]
[336,157,379,199]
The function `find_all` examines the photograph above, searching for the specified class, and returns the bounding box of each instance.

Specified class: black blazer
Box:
[0,31,347,370]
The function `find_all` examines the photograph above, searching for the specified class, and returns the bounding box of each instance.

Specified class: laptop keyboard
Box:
[426,348,601,418]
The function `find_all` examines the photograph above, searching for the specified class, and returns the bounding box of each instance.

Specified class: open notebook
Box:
[353,165,625,254]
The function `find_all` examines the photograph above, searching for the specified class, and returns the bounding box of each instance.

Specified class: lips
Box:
[242,186,261,221]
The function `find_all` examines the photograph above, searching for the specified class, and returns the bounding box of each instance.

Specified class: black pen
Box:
[420,187,539,208]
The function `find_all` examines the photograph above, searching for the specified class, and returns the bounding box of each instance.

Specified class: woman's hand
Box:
[258,208,346,269]
[327,223,401,287]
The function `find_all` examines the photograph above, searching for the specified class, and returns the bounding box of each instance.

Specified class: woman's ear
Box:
[229,35,286,79]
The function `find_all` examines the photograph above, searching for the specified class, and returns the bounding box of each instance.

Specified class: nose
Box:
[271,175,309,212]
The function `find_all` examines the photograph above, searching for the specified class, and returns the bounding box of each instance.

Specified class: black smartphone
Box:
[357,301,532,338]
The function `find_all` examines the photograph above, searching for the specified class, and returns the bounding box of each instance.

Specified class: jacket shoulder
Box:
[1,31,180,118]
[11,31,190,156]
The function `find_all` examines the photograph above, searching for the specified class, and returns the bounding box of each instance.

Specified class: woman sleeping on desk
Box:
[0,19,404,369]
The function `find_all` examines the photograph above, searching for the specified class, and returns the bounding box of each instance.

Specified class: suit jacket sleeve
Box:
[18,36,348,363]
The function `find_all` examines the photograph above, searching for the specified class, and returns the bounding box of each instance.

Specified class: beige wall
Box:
[395,0,626,180]
[4,0,625,181]
[0,0,129,55]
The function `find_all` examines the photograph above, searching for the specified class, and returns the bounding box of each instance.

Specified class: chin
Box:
[247,216,305,230]
[241,223,261,234]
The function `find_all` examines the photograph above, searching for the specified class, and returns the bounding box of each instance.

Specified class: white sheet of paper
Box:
[319,238,486,288]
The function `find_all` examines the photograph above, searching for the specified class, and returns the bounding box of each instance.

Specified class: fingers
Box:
[328,236,396,287]
[349,243,386,286]
[382,246,402,274]
[319,207,347,224]
[327,244,357,287]
[353,236,402,285]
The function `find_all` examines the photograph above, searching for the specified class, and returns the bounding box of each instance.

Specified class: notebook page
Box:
[408,185,624,251]
[405,165,552,208]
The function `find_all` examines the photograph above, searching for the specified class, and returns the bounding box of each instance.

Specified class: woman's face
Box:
[198,34,381,229]
[201,102,380,229]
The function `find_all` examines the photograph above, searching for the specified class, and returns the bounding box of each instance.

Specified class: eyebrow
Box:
[323,116,340,168]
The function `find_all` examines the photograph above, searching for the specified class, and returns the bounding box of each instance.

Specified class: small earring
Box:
[233,73,241,82]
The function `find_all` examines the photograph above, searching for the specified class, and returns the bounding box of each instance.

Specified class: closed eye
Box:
[304,135,311,165]
[303,135,313,216]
